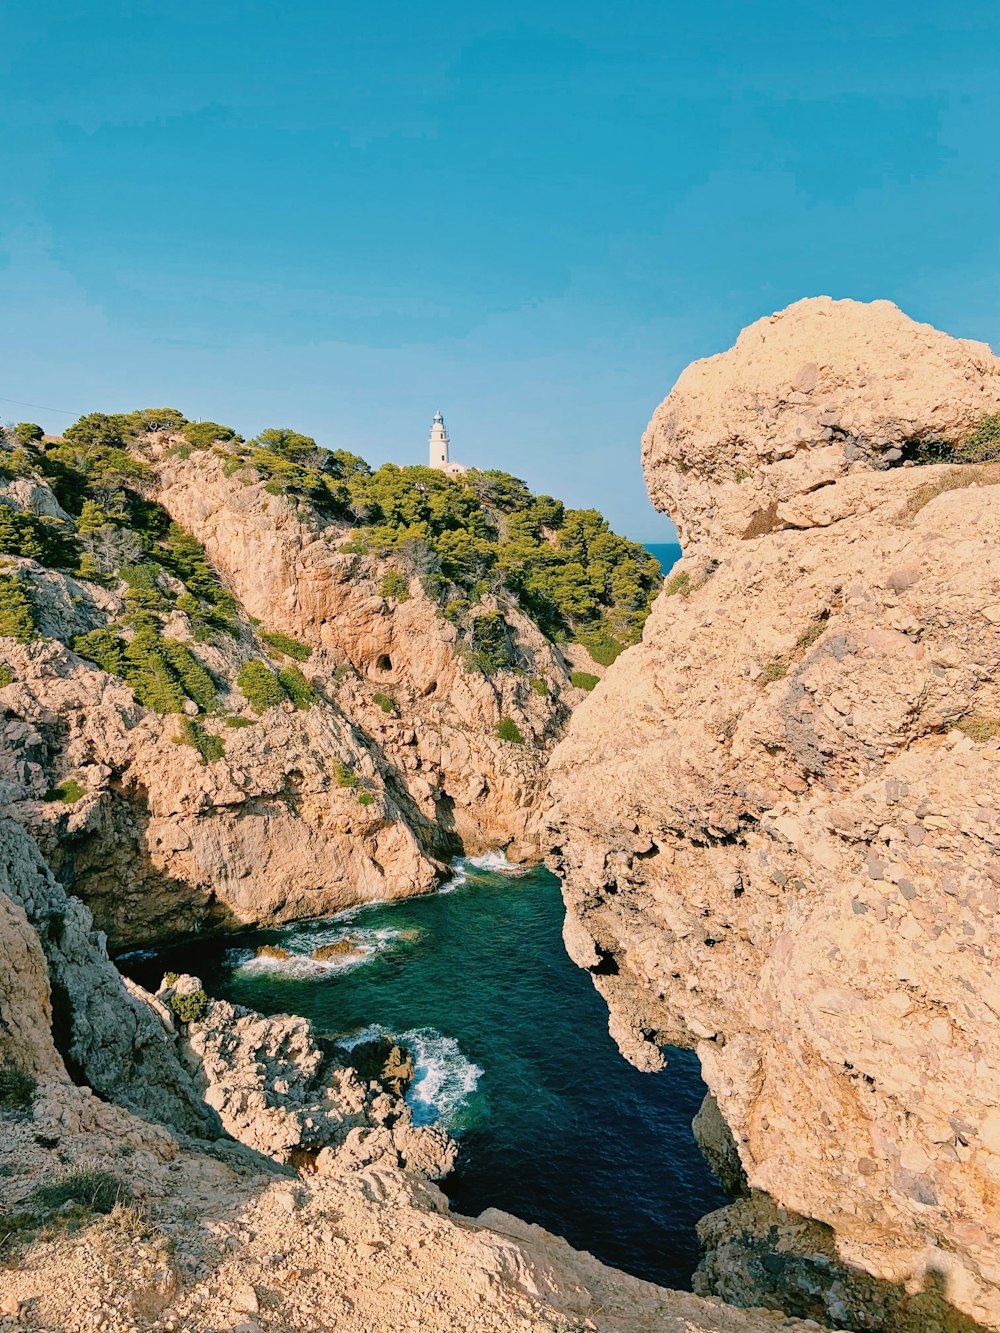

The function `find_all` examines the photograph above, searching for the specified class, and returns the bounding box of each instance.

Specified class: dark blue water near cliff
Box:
[120,860,725,1288]
[644,541,682,575]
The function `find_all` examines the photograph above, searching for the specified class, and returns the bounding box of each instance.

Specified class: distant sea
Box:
[644,541,682,575]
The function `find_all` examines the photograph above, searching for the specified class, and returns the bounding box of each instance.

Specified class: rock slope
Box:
[550,298,1000,1331]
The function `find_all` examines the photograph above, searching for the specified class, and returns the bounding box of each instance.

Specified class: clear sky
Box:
[2,2,998,541]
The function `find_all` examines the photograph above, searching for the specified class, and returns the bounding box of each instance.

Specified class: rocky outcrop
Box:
[153,448,577,854]
[0,817,216,1135]
[165,973,456,1178]
[0,442,591,945]
[550,298,1000,1331]
[0,630,438,943]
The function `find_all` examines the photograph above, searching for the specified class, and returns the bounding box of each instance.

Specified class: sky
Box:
[2,3,999,542]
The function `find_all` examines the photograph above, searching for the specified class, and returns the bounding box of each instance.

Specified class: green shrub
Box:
[955,415,1000,463]
[162,971,180,987]
[373,690,397,715]
[261,629,312,661]
[357,791,375,806]
[333,663,355,686]
[168,988,209,1024]
[44,778,86,803]
[573,626,624,666]
[570,670,599,691]
[181,421,239,450]
[0,664,14,687]
[467,611,513,674]
[175,718,225,764]
[13,422,43,446]
[334,759,360,788]
[33,1169,129,1216]
[278,665,319,709]
[665,571,692,597]
[379,569,410,601]
[495,717,525,744]
[237,659,284,713]
[904,463,1000,517]
[0,1065,36,1110]
[0,573,38,641]
[165,442,192,460]
[224,715,255,728]
[530,676,549,696]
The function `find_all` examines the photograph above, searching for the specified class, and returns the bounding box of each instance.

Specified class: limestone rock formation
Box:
[550,298,1000,1331]
[0,817,216,1136]
[0,438,590,944]
[153,447,575,852]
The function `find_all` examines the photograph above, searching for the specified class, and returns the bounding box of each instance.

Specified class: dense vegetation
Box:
[0,405,663,691]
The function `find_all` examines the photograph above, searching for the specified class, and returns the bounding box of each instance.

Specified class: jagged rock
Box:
[550,298,1000,1331]
[0,819,217,1136]
[169,975,450,1178]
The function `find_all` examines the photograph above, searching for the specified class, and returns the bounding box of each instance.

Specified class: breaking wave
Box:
[338,1023,483,1130]
[228,925,411,978]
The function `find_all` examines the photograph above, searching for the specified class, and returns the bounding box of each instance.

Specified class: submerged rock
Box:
[312,936,363,962]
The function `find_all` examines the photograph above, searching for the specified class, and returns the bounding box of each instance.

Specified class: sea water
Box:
[119,859,725,1288]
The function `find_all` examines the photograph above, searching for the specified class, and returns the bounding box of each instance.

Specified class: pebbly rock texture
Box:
[550,298,1000,1331]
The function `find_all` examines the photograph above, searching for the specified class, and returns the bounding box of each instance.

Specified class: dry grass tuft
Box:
[904,462,1000,517]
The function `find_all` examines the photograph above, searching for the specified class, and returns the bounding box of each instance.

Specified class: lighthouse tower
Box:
[429,410,449,469]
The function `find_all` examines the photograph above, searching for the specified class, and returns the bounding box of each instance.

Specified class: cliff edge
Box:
[549,298,1000,1330]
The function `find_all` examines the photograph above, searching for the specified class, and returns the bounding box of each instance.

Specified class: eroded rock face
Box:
[154,450,575,853]
[0,818,216,1135]
[550,298,1000,1330]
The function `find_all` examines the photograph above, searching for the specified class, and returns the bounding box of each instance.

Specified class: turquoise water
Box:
[119,859,724,1288]
[644,541,682,575]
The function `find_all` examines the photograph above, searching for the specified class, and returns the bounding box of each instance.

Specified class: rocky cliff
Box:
[549,298,1000,1331]
[0,434,605,943]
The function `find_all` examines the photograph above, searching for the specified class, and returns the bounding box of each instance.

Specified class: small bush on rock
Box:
[570,670,599,691]
[168,988,209,1024]
[175,718,225,764]
[33,1169,129,1216]
[495,717,525,744]
[261,629,312,661]
[0,664,14,687]
[44,778,86,804]
[0,1065,36,1110]
[955,716,1000,743]
[278,665,319,709]
[0,572,38,642]
[379,569,410,601]
[373,690,397,715]
[237,659,284,712]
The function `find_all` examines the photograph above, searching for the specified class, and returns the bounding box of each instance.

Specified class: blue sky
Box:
[2,3,998,541]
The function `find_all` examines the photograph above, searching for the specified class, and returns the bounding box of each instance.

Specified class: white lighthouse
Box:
[428,411,468,476]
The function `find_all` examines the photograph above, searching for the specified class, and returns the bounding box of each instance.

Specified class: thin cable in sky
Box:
[0,396,76,416]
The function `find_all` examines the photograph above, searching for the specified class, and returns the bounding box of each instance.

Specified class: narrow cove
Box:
[118,857,725,1289]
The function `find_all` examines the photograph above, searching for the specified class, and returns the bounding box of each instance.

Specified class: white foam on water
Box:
[439,848,527,893]
[464,849,529,875]
[230,926,408,978]
[115,947,156,962]
[336,1023,482,1130]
